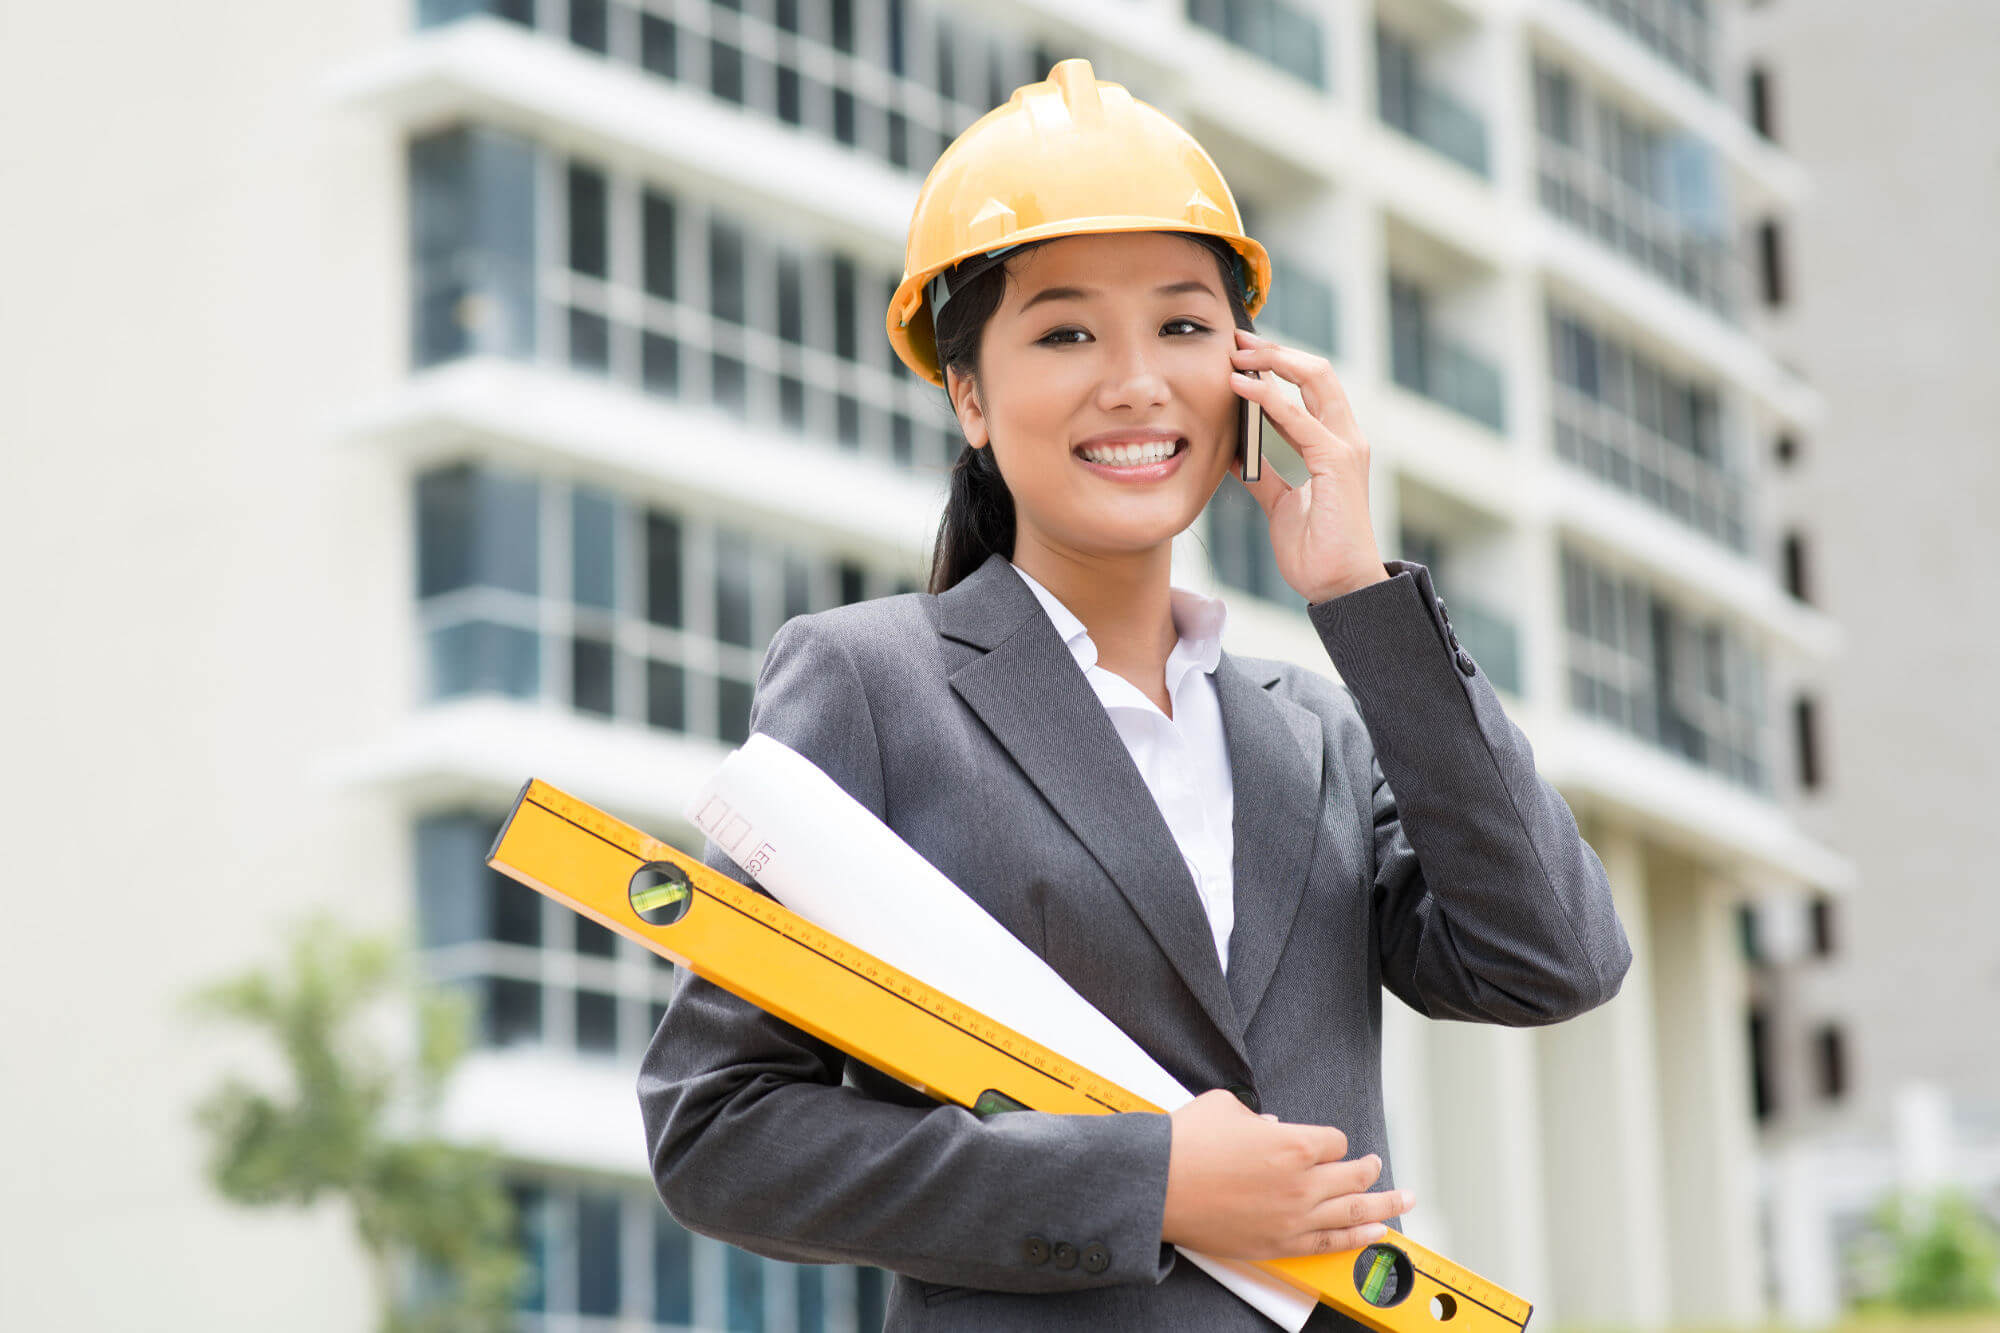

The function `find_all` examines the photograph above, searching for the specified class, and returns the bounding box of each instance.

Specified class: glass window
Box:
[647,660,687,731]
[646,512,683,627]
[567,164,607,278]
[571,636,615,715]
[643,190,677,301]
[642,12,678,77]
[727,1243,766,1331]
[576,1190,622,1316]
[409,126,537,366]
[576,989,618,1052]
[416,461,536,599]
[715,527,755,647]
[571,486,616,608]
[570,0,608,53]
[710,216,747,325]
[654,1213,694,1322]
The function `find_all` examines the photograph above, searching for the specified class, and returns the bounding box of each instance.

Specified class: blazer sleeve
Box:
[637,611,1181,1292]
[1305,559,1633,1025]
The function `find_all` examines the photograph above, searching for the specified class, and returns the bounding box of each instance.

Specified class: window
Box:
[414,461,921,736]
[1809,895,1836,959]
[1748,64,1776,140]
[1561,544,1769,789]
[1748,1007,1774,1121]
[1533,57,1736,319]
[491,1175,897,1331]
[409,125,537,365]
[1186,0,1328,91]
[1814,1023,1848,1100]
[1758,218,1787,307]
[1793,693,1821,792]
[1782,530,1811,604]
[1547,303,1748,551]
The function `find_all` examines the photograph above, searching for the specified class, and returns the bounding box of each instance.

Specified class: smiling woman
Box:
[926,230,1257,598]
[640,52,1632,1333]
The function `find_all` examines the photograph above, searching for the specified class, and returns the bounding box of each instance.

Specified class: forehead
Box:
[1002,232,1221,304]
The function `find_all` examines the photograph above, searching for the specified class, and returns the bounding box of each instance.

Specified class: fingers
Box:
[1293,1185,1416,1257]
[1231,328,1358,437]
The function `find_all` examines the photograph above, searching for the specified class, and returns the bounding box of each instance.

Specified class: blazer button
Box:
[1456,648,1477,677]
[1082,1242,1111,1274]
[1223,1082,1260,1114]
[1023,1234,1050,1265]
[1052,1240,1079,1270]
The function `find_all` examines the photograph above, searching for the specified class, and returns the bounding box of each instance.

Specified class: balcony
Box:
[1375,23,1490,178]
[1389,276,1506,434]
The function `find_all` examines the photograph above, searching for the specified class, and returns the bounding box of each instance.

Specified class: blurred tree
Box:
[1853,1186,2000,1313]
[183,908,529,1332]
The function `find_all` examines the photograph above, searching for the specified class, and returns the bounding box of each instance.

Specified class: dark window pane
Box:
[509,1182,548,1312]
[776,0,799,32]
[409,126,538,365]
[568,307,610,372]
[718,676,753,743]
[642,332,681,396]
[492,868,542,947]
[855,1267,888,1330]
[576,1191,622,1316]
[712,353,747,413]
[572,487,616,609]
[779,374,805,428]
[645,512,683,627]
[891,413,912,464]
[485,976,541,1046]
[643,190,677,300]
[777,255,803,343]
[726,1244,765,1331]
[777,63,802,124]
[428,621,539,699]
[415,815,493,950]
[837,561,866,605]
[567,164,607,277]
[647,660,686,731]
[576,989,618,1053]
[711,38,744,103]
[888,110,908,167]
[572,636,614,715]
[417,464,539,597]
[830,0,854,51]
[710,217,746,324]
[836,394,860,447]
[833,87,856,144]
[797,1264,826,1332]
[715,527,754,647]
[642,13,678,76]
[655,1214,694,1323]
[577,915,618,957]
[570,0,608,52]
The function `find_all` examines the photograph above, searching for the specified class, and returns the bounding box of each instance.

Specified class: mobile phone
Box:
[1237,367,1265,482]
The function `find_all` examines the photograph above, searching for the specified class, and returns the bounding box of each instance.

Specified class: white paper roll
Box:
[685,732,1317,1331]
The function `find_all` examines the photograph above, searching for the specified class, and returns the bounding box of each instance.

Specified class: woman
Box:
[638,59,1632,1331]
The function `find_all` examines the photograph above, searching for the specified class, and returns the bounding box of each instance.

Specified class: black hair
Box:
[924,232,1259,594]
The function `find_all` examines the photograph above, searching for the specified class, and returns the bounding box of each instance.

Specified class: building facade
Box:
[4,0,1849,1328]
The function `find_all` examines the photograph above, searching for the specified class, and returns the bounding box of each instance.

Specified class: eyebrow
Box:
[1017,279,1220,314]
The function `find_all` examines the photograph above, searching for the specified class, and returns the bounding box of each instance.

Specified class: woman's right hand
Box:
[1160,1088,1415,1260]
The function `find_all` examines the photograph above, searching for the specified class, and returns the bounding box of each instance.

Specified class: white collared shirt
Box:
[1009,561,1238,974]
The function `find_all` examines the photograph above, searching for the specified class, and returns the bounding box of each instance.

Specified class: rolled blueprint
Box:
[685,731,1318,1332]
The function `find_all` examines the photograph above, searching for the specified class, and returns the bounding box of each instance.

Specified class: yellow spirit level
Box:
[486,777,1532,1333]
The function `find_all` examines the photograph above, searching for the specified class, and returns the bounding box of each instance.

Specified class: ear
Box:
[944,364,989,450]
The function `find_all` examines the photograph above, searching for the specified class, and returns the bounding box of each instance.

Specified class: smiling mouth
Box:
[1073,437,1189,467]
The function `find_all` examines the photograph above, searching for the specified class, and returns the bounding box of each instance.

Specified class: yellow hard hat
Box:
[885,57,1272,388]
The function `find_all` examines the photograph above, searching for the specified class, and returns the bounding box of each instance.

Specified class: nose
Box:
[1093,331,1170,413]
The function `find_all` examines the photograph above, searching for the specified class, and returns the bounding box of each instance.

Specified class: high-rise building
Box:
[5,1,1841,1328]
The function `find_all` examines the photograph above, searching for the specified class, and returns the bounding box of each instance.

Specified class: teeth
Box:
[1079,439,1179,465]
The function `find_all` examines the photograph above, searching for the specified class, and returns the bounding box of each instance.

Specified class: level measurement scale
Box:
[487,777,1532,1333]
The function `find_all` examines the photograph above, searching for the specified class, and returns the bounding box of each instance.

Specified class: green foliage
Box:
[1853,1187,2000,1313]
[184,908,529,1332]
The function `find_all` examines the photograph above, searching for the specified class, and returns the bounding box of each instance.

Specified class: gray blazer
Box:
[638,550,1632,1331]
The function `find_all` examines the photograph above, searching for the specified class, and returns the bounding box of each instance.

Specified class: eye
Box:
[1035,319,1212,346]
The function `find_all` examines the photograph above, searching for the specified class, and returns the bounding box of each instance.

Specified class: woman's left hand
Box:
[1227,327,1391,604]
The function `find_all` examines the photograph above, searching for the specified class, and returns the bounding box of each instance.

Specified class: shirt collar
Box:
[1008,560,1228,688]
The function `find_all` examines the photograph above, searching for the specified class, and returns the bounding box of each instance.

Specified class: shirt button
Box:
[1456,648,1477,677]
[1052,1240,1079,1270]
[1024,1234,1050,1265]
[1223,1082,1261,1114]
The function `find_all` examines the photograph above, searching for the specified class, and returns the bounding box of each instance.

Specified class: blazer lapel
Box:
[1213,648,1324,1031]
[938,553,1250,1072]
